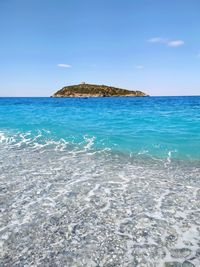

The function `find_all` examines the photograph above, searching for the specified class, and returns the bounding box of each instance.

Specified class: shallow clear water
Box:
[0,96,200,266]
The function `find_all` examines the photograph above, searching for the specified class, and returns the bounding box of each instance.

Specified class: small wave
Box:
[83,135,96,151]
[0,130,98,154]
[0,130,197,163]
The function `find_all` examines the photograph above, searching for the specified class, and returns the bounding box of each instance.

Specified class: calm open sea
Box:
[0,96,200,266]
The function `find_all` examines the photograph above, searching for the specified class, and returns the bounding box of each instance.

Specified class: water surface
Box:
[0,96,200,266]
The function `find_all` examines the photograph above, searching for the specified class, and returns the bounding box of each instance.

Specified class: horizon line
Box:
[0,95,200,98]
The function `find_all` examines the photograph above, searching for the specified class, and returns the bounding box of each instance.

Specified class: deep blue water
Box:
[0,96,200,160]
[1,96,200,266]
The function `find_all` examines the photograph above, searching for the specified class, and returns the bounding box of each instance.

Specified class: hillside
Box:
[52,83,148,97]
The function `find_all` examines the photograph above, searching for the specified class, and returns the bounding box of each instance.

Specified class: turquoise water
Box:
[0,96,200,159]
[1,96,200,266]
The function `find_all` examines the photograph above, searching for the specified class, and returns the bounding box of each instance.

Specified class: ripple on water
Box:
[0,145,200,266]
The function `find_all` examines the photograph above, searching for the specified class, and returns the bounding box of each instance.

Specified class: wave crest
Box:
[0,130,97,153]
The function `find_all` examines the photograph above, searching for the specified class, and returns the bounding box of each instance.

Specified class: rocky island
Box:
[52,83,148,97]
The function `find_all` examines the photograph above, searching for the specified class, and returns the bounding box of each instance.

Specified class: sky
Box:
[0,0,200,96]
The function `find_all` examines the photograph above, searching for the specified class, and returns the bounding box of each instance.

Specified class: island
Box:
[52,83,148,97]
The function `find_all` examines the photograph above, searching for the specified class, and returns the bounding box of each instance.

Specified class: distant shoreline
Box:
[52,83,148,98]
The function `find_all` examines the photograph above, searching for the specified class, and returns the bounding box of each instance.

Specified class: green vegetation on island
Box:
[52,83,148,97]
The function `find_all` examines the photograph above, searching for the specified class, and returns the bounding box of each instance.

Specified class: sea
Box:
[0,96,200,267]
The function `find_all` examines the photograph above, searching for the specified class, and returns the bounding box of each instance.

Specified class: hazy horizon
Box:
[1,0,200,97]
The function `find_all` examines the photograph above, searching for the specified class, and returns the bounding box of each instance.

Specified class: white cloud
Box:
[148,37,167,44]
[57,64,71,68]
[136,65,144,69]
[167,40,184,47]
[148,37,184,48]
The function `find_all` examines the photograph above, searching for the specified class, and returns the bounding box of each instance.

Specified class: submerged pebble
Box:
[170,248,192,258]
[165,262,182,267]
[182,261,195,267]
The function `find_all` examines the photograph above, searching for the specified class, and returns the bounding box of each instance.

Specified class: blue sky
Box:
[0,0,200,96]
